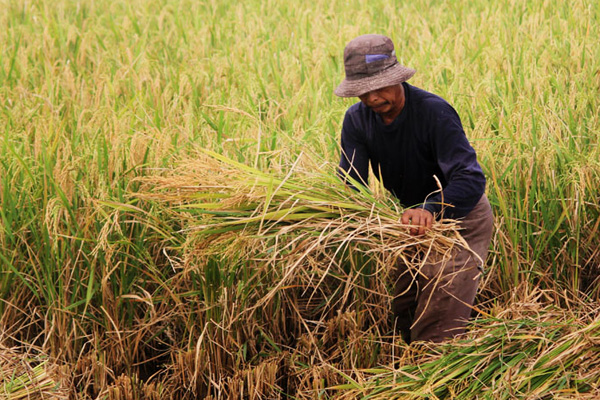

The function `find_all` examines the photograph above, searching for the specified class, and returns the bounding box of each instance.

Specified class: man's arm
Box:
[422,103,486,219]
[338,109,370,187]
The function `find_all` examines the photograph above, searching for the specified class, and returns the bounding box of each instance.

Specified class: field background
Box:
[1,0,599,398]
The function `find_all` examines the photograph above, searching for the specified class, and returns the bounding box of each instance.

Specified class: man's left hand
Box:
[401,209,433,236]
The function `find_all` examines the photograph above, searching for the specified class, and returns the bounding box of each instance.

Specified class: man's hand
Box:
[401,209,433,236]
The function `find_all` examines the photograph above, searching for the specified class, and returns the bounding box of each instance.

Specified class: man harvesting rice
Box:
[335,34,494,343]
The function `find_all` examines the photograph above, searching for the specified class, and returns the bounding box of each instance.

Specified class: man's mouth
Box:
[371,102,388,111]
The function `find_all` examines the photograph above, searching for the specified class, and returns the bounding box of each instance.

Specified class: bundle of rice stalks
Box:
[130,150,468,398]
[333,289,600,399]
[0,343,67,399]
[139,149,464,272]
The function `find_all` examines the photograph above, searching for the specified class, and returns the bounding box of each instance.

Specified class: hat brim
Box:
[334,64,416,97]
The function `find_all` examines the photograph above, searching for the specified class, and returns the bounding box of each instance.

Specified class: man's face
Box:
[358,85,402,115]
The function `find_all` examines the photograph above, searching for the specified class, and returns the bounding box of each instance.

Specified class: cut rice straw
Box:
[0,343,67,400]
[137,149,467,268]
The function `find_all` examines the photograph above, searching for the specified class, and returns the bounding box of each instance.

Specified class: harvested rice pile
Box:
[0,342,67,399]
[335,289,600,399]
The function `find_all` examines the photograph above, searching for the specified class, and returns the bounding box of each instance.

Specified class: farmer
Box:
[335,34,494,343]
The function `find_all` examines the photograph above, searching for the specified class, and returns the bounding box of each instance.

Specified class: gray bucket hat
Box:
[334,34,416,97]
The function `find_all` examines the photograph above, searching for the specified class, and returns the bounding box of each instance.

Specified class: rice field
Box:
[1,0,599,398]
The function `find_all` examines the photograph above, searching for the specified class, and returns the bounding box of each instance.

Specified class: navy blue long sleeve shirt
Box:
[339,83,486,219]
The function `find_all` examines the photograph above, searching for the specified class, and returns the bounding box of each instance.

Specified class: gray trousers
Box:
[392,194,494,343]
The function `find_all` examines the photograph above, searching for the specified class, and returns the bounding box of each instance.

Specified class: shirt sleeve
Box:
[338,109,370,188]
[422,103,486,219]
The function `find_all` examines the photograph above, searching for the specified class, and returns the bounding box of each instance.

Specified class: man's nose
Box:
[366,91,379,103]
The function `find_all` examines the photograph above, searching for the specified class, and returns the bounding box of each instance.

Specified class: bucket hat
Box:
[334,34,416,97]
